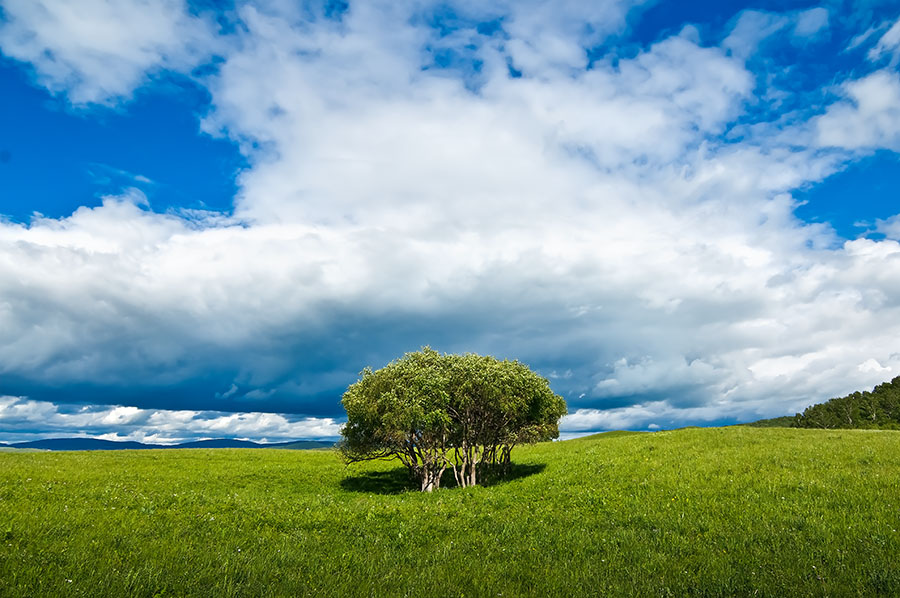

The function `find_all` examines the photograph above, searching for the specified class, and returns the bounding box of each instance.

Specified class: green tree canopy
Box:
[340,348,567,491]
[792,376,900,430]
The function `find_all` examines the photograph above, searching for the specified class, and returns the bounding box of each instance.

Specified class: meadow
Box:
[1,427,898,597]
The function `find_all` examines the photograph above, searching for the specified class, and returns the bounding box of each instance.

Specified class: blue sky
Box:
[0,61,242,219]
[1,0,900,443]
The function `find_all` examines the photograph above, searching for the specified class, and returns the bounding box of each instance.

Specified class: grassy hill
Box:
[1,427,898,596]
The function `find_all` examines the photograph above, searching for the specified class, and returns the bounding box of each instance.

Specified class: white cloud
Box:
[495,0,644,72]
[561,402,727,432]
[0,396,340,444]
[847,25,882,51]
[0,0,217,105]
[868,18,900,62]
[0,1,899,435]
[205,9,752,226]
[101,406,145,426]
[723,7,830,60]
[723,11,789,59]
[858,358,890,373]
[876,213,900,239]
[816,70,900,151]
[793,8,829,38]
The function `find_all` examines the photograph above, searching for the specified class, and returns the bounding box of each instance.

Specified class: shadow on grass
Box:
[340,467,415,495]
[340,462,547,495]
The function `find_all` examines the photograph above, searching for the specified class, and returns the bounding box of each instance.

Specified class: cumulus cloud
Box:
[876,214,900,239]
[562,402,728,434]
[816,70,900,151]
[0,0,218,105]
[207,15,752,226]
[0,396,340,444]
[1,1,900,438]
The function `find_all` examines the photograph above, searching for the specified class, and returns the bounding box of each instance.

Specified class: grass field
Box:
[1,427,899,597]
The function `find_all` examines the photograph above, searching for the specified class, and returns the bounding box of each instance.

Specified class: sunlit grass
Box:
[1,427,898,596]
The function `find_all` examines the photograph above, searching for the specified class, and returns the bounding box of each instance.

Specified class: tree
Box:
[792,376,900,430]
[340,349,452,491]
[443,352,565,487]
[339,348,567,491]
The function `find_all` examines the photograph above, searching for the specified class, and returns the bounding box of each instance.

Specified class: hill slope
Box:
[1,427,898,597]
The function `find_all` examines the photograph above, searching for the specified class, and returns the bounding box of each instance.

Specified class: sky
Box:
[1,0,900,444]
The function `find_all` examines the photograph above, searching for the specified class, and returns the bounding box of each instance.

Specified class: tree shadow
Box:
[340,467,417,494]
[340,462,547,495]
[478,462,547,487]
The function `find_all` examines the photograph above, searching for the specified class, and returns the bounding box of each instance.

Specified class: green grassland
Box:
[1,427,899,597]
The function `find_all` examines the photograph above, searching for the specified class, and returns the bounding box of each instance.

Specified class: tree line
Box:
[340,348,567,491]
[790,376,900,430]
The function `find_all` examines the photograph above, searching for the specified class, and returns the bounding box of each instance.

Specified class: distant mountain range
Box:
[0,438,335,451]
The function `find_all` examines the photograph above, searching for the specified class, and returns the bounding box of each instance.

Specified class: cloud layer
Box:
[0,396,340,444]
[2,1,900,438]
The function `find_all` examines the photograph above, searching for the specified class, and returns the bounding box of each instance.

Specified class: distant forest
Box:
[751,376,900,430]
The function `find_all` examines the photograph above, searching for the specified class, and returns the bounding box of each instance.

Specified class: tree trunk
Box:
[421,468,436,492]
[451,459,463,488]
[420,463,447,492]
[457,442,471,488]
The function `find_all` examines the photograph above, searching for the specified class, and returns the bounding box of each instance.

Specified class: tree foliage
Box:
[791,376,900,430]
[340,348,567,491]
